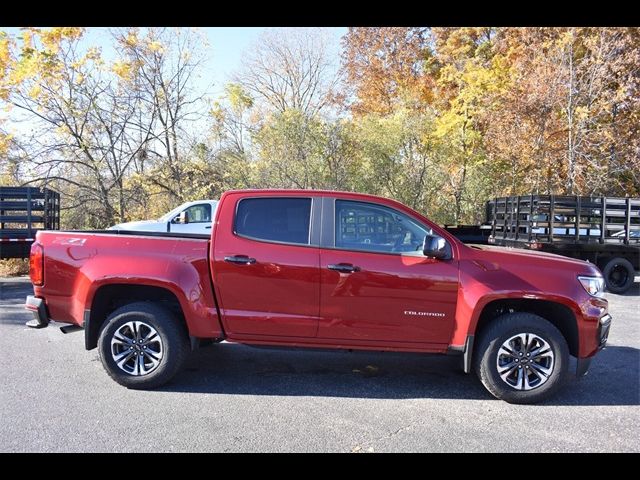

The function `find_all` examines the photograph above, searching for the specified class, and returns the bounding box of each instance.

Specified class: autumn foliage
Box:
[1,27,638,228]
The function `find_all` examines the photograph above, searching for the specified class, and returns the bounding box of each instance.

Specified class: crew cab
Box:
[108,200,218,234]
[25,190,612,404]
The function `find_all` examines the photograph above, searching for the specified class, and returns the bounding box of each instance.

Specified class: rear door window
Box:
[235,198,312,245]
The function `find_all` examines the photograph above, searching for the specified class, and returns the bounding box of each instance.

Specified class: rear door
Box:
[212,194,321,337]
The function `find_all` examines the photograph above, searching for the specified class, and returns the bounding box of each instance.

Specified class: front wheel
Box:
[98,302,190,389]
[474,313,569,404]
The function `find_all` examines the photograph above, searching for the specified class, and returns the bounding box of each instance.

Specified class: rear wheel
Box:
[474,313,569,404]
[602,257,635,294]
[98,302,189,389]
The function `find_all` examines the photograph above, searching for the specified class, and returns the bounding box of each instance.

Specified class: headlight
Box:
[578,275,605,297]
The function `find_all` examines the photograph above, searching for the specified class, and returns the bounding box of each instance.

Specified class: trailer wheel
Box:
[602,257,635,294]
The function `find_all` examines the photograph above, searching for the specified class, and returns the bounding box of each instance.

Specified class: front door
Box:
[319,199,458,345]
[212,195,320,338]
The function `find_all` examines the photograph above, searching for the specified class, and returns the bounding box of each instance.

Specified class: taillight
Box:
[30,242,44,286]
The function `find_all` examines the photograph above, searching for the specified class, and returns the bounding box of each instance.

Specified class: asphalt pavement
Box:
[1,276,638,452]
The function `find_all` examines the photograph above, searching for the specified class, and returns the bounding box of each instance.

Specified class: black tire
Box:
[474,313,569,404]
[602,257,635,294]
[98,302,190,389]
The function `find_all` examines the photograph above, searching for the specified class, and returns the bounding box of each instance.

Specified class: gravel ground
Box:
[1,276,638,452]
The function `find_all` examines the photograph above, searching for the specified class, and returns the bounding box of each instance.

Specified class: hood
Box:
[466,244,598,273]
[108,220,166,232]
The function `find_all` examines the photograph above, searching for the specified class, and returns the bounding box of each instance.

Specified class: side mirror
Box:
[423,234,450,260]
[174,211,190,224]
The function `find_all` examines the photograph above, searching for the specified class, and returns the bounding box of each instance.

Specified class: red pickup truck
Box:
[25,189,611,403]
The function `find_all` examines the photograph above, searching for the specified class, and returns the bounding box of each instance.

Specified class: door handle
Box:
[224,255,256,265]
[205,225,212,229]
[327,263,360,273]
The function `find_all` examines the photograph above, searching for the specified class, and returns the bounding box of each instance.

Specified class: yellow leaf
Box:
[147,41,164,53]
[112,61,132,80]
[28,83,41,99]
[125,32,138,47]
[0,35,11,68]
[85,47,101,61]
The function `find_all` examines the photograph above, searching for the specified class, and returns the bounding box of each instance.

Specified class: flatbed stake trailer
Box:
[487,195,640,294]
[0,186,60,260]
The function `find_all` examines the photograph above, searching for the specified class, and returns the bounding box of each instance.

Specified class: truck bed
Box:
[74,229,211,240]
[32,229,222,338]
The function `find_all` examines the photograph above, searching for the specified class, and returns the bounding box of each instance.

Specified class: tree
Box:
[485,27,640,198]
[482,28,564,196]
[0,27,212,227]
[253,109,356,190]
[340,27,434,116]
[351,107,444,215]
[112,28,210,203]
[558,27,640,195]
[206,83,256,193]
[0,28,159,227]
[234,28,339,117]
[210,83,255,160]
[431,27,508,223]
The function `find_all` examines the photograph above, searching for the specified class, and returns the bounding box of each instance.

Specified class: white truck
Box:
[108,200,218,235]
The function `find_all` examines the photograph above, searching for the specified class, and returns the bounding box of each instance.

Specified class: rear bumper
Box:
[25,295,49,328]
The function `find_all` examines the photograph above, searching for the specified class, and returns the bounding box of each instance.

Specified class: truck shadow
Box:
[162,343,639,406]
[616,280,639,296]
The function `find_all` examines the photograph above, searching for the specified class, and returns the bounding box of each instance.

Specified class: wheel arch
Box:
[473,298,579,357]
[85,284,187,350]
[473,311,571,403]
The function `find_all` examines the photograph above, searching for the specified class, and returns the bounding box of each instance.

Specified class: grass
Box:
[0,258,30,276]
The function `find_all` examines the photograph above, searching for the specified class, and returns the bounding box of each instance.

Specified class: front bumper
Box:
[25,295,49,329]
[598,314,612,349]
[577,313,612,377]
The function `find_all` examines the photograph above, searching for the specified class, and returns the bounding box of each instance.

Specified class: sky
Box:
[205,27,348,95]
